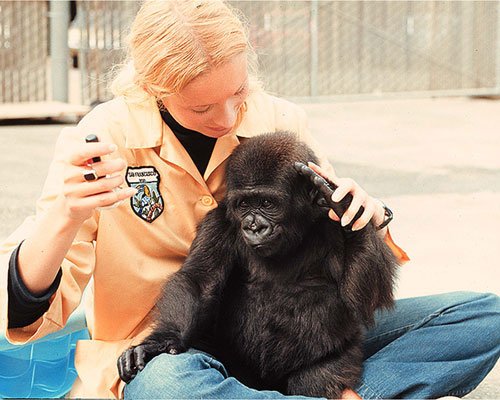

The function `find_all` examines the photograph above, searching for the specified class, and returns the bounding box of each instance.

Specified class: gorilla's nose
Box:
[242,214,272,245]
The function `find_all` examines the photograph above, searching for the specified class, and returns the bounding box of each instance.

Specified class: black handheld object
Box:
[85,134,102,163]
[294,162,364,231]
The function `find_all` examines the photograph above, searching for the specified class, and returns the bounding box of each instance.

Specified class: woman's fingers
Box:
[328,209,341,222]
[341,193,364,227]
[58,137,137,220]
[65,158,127,184]
[81,158,127,182]
[68,142,118,166]
[331,178,354,202]
[308,162,338,185]
[351,200,376,231]
[307,163,377,231]
[63,186,137,216]
[64,174,124,198]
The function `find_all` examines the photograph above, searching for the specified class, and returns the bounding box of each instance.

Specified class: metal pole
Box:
[49,0,69,102]
[310,0,319,97]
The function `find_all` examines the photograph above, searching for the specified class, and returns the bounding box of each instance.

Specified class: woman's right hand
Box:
[59,138,137,223]
[14,136,138,295]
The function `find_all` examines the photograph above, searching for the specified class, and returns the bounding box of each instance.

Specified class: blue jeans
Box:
[124,292,500,399]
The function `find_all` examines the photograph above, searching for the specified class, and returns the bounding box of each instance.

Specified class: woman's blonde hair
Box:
[110,0,259,102]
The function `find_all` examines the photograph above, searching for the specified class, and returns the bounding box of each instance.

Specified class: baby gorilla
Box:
[118,131,399,398]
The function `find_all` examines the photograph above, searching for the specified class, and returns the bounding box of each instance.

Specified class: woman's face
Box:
[162,53,249,138]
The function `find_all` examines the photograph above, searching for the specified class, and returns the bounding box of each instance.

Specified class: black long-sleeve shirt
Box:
[159,107,216,176]
[7,242,63,328]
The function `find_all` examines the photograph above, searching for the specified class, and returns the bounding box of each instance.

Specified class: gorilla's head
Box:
[225,132,323,258]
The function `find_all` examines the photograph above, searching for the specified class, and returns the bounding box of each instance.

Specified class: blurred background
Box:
[0,1,499,398]
[1,0,499,108]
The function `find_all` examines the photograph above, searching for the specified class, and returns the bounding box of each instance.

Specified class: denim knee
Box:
[467,292,500,348]
[124,350,227,399]
[474,292,500,316]
[122,350,301,400]
[435,292,500,396]
[357,291,500,399]
[442,292,500,348]
[478,292,500,312]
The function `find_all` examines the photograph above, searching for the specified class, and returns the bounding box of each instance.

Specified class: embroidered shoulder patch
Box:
[126,166,164,223]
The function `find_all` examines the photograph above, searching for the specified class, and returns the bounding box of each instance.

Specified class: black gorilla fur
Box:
[118,131,399,398]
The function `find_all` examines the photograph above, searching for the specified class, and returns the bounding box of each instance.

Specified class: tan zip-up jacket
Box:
[0,91,407,398]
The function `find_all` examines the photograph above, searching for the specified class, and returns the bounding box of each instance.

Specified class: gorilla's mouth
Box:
[245,227,283,257]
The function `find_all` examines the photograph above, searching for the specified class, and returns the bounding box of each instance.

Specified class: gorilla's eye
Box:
[262,200,273,208]
[238,200,249,209]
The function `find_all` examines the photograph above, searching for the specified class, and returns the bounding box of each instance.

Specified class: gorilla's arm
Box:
[339,228,398,325]
[153,203,237,346]
[295,162,398,325]
[118,203,237,383]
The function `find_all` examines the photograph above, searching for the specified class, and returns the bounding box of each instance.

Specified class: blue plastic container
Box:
[0,308,89,398]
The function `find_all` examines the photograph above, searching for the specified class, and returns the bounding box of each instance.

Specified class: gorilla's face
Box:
[223,132,324,259]
[227,186,310,258]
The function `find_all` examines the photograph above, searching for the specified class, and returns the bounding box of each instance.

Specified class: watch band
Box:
[377,203,394,230]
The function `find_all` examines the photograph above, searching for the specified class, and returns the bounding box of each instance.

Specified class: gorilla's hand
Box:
[294,162,364,231]
[117,336,187,384]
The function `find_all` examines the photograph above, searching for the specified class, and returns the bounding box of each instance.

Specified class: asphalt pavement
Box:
[0,96,498,398]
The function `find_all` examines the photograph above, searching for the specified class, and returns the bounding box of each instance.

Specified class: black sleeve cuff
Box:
[7,242,63,328]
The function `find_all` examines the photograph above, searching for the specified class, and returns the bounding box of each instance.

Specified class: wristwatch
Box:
[376,202,393,231]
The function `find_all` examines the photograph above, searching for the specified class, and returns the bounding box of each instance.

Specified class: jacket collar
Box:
[123,96,164,149]
[122,92,267,150]
[122,95,243,186]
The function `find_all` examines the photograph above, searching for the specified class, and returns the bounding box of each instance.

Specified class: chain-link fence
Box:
[76,0,500,103]
[1,1,499,105]
[74,1,139,105]
[0,1,48,103]
[235,0,500,98]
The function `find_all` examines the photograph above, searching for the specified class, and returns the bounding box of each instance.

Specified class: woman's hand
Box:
[308,162,386,232]
[59,138,136,223]
[17,136,136,295]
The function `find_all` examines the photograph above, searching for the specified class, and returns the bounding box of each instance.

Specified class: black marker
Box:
[85,134,101,163]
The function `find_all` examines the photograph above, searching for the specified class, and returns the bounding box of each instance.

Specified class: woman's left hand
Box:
[308,162,386,232]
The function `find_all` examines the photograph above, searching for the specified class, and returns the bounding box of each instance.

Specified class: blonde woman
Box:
[1,1,498,399]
